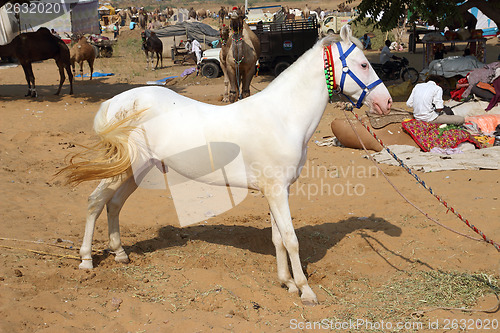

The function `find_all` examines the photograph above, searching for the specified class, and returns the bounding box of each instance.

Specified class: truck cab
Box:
[319,12,358,36]
[199,48,222,78]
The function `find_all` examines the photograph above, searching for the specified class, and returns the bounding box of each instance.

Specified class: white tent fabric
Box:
[19,0,98,35]
[0,6,19,44]
[468,7,498,36]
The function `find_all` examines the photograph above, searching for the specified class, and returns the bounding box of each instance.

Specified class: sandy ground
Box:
[1,22,500,333]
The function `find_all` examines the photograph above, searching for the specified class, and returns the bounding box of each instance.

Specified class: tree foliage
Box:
[347,0,500,32]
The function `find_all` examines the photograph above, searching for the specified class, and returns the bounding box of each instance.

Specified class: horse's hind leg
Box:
[106,175,138,264]
[79,173,132,269]
[154,52,159,70]
[264,186,318,305]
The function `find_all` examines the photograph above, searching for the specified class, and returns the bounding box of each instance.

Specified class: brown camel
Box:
[0,27,73,97]
[218,6,227,25]
[138,9,148,29]
[220,9,261,103]
[70,36,96,80]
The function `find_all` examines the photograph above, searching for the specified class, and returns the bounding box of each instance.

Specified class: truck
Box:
[252,17,319,76]
[319,12,358,36]
[199,16,319,78]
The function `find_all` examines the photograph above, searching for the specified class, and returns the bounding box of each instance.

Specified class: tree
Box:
[347,0,500,32]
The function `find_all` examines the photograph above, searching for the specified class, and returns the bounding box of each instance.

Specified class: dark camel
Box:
[141,30,163,70]
[220,9,261,103]
[0,27,73,97]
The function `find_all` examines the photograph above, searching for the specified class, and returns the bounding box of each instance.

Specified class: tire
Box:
[327,29,335,35]
[274,61,290,77]
[201,62,220,78]
[402,67,419,84]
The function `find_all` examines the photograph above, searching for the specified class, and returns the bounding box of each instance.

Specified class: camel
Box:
[141,30,163,70]
[70,36,96,80]
[0,27,73,97]
[188,7,197,20]
[303,4,310,20]
[196,8,208,20]
[218,6,227,25]
[220,9,261,103]
[164,7,174,20]
[138,9,148,29]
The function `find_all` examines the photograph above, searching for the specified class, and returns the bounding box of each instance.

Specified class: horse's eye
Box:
[361,63,368,69]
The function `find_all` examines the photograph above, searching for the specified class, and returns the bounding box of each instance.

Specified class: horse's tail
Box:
[57,100,146,186]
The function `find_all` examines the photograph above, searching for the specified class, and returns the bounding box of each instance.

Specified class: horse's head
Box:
[325,25,392,115]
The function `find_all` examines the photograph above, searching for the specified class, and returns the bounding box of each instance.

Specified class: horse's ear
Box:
[340,24,353,43]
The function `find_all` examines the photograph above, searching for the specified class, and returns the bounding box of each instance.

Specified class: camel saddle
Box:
[365,108,413,129]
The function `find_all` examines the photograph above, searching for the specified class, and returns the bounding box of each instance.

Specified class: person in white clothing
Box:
[191,38,202,64]
[406,76,465,125]
[380,40,400,78]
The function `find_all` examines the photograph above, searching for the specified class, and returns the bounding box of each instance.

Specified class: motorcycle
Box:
[371,57,419,85]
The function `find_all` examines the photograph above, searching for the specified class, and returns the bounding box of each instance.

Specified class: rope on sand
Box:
[0,237,105,260]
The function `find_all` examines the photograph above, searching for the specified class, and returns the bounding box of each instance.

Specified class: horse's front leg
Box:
[264,186,318,305]
[145,51,149,70]
[106,175,138,264]
[271,213,298,293]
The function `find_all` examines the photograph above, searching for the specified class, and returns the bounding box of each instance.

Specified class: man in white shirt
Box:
[406,76,465,125]
[191,38,202,64]
[380,40,400,78]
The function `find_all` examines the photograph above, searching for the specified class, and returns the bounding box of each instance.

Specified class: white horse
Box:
[60,25,392,305]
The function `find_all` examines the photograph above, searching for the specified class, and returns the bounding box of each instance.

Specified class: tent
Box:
[0,5,18,44]
[468,7,498,37]
[153,21,220,55]
[19,0,99,36]
[153,21,220,44]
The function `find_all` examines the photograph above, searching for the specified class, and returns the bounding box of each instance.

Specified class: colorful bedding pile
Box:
[402,119,484,152]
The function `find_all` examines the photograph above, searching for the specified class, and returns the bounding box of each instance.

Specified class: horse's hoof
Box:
[301,297,318,306]
[115,257,130,264]
[79,260,93,270]
[114,250,130,264]
[287,284,299,294]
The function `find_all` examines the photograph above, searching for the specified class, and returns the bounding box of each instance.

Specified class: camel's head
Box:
[220,24,230,43]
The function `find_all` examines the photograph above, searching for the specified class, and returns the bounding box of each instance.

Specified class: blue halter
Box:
[335,42,383,109]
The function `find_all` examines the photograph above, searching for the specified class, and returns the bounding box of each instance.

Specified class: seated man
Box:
[380,40,400,78]
[360,34,371,50]
[406,75,465,125]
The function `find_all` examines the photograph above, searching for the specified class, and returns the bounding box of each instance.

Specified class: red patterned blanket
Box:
[402,119,483,152]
